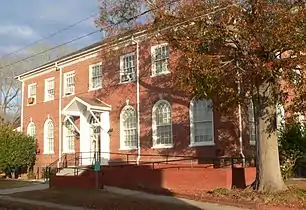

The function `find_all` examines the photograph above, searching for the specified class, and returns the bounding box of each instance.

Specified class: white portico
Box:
[62,96,111,166]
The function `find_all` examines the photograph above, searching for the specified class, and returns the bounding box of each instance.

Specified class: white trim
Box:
[63,71,75,97]
[44,77,55,102]
[20,81,24,131]
[64,116,80,133]
[151,43,170,77]
[119,52,136,83]
[88,62,103,91]
[62,97,111,115]
[151,99,173,148]
[43,118,55,154]
[58,66,63,167]
[119,105,138,150]
[189,99,215,147]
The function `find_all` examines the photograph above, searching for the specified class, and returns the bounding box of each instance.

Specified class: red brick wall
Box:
[22,37,255,169]
[50,165,256,194]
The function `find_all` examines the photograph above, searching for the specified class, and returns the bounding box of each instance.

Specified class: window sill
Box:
[88,87,102,92]
[189,142,215,147]
[43,152,54,155]
[63,93,75,98]
[27,103,36,106]
[119,80,136,84]
[151,145,173,149]
[44,99,54,103]
[119,147,138,151]
[63,150,75,154]
[250,142,256,146]
[151,71,171,78]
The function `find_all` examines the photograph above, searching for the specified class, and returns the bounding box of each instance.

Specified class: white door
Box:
[100,112,110,165]
[89,116,100,165]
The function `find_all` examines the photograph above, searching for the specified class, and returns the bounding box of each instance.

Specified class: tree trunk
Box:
[255,83,286,192]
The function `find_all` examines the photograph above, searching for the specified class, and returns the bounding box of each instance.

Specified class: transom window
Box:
[44,119,54,154]
[28,84,37,105]
[64,71,75,96]
[190,99,214,146]
[120,53,136,83]
[151,44,169,76]
[152,100,173,148]
[120,106,137,149]
[64,119,75,153]
[89,63,102,90]
[27,122,36,137]
[45,78,55,101]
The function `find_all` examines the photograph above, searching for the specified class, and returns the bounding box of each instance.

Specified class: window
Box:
[64,71,75,96]
[151,44,169,76]
[89,63,102,90]
[28,84,37,105]
[44,78,55,101]
[190,99,214,146]
[63,119,75,153]
[27,122,36,137]
[44,119,54,154]
[152,100,173,148]
[120,53,136,83]
[248,101,256,145]
[120,106,137,149]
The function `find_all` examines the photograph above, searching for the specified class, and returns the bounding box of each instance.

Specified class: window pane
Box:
[154,101,172,146]
[121,106,137,148]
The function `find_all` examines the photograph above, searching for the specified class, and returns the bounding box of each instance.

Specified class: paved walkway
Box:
[103,186,250,210]
[0,183,251,210]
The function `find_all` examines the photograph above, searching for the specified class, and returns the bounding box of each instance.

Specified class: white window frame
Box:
[27,83,37,105]
[151,43,170,76]
[152,100,173,148]
[248,101,256,146]
[119,105,137,150]
[44,119,54,154]
[89,62,102,91]
[120,52,136,83]
[63,71,75,96]
[63,119,75,153]
[27,122,36,137]
[44,77,55,102]
[189,99,215,147]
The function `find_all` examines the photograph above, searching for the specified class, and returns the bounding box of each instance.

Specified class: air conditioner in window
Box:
[122,73,136,82]
[28,97,35,104]
[65,90,72,96]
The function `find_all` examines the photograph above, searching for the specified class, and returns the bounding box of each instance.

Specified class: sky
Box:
[0,0,102,58]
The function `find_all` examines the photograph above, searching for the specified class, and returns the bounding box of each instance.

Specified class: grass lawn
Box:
[11,188,201,210]
[0,180,33,189]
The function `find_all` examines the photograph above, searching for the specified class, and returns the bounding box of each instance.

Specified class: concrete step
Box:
[56,167,87,176]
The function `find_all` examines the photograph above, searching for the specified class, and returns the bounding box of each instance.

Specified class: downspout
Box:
[58,63,63,168]
[20,78,24,132]
[132,36,141,165]
[237,72,245,166]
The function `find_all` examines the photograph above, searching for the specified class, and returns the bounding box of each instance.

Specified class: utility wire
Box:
[0,12,99,59]
[0,0,229,72]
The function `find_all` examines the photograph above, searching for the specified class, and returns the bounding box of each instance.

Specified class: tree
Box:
[0,123,36,177]
[0,43,73,124]
[97,0,306,192]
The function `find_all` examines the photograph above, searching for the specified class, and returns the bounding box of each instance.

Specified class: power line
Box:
[0,12,99,59]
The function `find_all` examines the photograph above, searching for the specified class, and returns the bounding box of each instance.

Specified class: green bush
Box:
[278,121,306,179]
[0,124,36,174]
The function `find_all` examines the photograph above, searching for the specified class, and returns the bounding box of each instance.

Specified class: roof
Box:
[15,24,152,80]
[77,96,111,108]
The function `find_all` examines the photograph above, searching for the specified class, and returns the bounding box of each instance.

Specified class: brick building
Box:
[15,29,268,170]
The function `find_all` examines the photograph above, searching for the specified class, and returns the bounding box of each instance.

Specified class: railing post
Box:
[126,154,129,164]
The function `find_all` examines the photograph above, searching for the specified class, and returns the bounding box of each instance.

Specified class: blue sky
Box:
[0,0,101,57]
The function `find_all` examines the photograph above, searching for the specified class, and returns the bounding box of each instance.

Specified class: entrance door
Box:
[89,116,101,165]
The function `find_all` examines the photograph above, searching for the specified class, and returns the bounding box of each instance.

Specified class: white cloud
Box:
[0,25,39,40]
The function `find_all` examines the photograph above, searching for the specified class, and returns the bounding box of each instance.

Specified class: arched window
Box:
[44,119,54,154]
[120,105,137,149]
[152,100,172,148]
[63,119,75,153]
[190,99,214,146]
[27,122,36,137]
